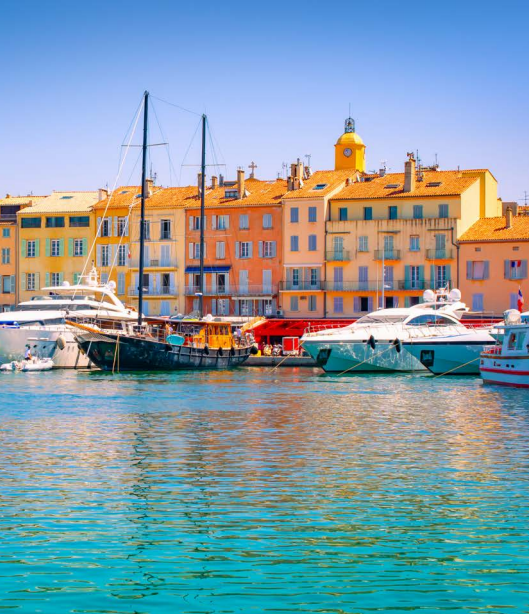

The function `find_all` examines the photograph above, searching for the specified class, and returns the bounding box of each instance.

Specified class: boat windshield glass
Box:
[13,304,99,312]
[406,314,457,326]
[356,314,408,325]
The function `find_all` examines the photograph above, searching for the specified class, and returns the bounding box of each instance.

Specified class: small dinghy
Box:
[0,358,54,372]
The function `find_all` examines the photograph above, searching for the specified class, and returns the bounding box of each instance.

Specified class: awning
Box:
[185,265,231,273]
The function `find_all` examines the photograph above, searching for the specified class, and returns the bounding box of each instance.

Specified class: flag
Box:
[518,287,524,312]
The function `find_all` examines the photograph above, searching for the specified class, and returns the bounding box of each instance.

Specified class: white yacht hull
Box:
[404,341,495,375]
[303,340,424,373]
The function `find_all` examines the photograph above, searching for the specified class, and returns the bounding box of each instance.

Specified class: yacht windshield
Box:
[14,304,99,312]
[356,315,408,325]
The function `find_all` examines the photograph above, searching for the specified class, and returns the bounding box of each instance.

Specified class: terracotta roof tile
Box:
[282,170,355,200]
[0,195,47,205]
[459,215,529,242]
[185,179,288,209]
[18,191,99,214]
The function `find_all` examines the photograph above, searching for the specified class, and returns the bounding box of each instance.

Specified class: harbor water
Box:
[1,368,528,613]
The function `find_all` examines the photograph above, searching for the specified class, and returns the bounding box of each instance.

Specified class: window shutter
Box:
[378,295,383,309]
[394,296,399,308]
[68,238,74,257]
[235,242,240,259]
[522,260,528,279]
[58,239,63,257]
[405,265,411,289]
[258,241,263,257]
[203,243,206,258]
[504,260,510,279]
[45,272,50,288]
[225,272,230,292]
[446,265,451,281]
[466,261,473,280]
[272,241,277,258]
[108,217,113,237]
[430,265,435,286]
[96,244,101,267]
[212,215,217,230]
[234,300,240,316]
[211,273,217,294]
[21,273,26,291]
[225,215,230,229]
[203,217,206,230]
[248,242,253,258]
[9,275,14,293]
[404,297,410,308]
[189,216,193,230]
[21,239,26,258]
[419,265,425,284]
[45,238,50,257]
[368,297,373,312]
[114,217,118,237]
[35,272,40,290]
[189,243,194,259]
[510,293,518,309]
[97,217,101,237]
[124,217,129,236]
[82,238,88,256]
[59,272,64,285]
[211,299,217,315]
[353,297,360,312]
[483,261,490,280]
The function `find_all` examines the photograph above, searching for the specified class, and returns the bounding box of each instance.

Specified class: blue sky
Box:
[1,0,528,203]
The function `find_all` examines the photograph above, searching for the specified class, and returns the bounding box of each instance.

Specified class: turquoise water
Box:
[1,368,529,613]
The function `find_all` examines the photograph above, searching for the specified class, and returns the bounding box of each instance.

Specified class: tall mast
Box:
[138,90,149,326]
[198,114,207,318]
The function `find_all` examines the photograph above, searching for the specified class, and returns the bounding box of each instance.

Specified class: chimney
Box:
[502,201,519,217]
[211,175,218,189]
[237,168,245,198]
[197,173,203,196]
[403,153,416,192]
[379,167,386,177]
[145,179,153,197]
[287,176,294,191]
[5,194,10,199]
[506,206,513,229]
[219,173,225,187]
[296,158,303,179]
[98,188,108,201]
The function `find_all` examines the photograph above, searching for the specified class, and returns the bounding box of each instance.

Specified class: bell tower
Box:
[334,117,366,172]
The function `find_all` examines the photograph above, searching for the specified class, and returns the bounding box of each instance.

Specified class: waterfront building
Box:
[185,172,286,317]
[0,195,45,310]
[459,203,529,316]
[18,191,100,301]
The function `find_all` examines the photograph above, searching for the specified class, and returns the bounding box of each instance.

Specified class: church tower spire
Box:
[334,116,366,172]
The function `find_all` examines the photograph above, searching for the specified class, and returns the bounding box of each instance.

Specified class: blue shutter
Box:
[367,297,373,312]
[467,261,473,280]
[405,265,411,290]
[430,265,436,288]
[522,260,528,279]
[235,242,240,258]
[446,265,451,281]
[258,241,263,257]
[504,260,510,279]
[418,265,425,285]
[353,297,360,312]
[483,261,490,280]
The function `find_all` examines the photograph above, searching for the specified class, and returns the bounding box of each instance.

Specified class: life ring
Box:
[56,335,66,350]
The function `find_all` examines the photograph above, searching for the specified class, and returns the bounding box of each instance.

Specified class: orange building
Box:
[459,205,529,316]
[185,171,286,317]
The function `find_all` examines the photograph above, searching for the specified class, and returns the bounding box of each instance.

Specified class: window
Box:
[143,220,151,240]
[308,235,317,251]
[27,240,36,258]
[339,207,348,221]
[51,273,61,286]
[100,218,111,237]
[364,207,373,221]
[290,296,299,311]
[410,266,421,289]
[410,235,420,251]
[239,242,251,258]
[263,241,275,258]
[73,239,84,257]
[308,295,317,312]
[388,206,398,220]
[101,245,110,267]
[2,276,11,293]
[435,265,448,288]
[291,235,299,252]
[334,296,344,313]
[190,243,205,259]
[439,204,449,218]
[358,266,368,290]
[160,219,171,240]
[413,205,423,219]
[70,216,90,227]
[290,207,299,223]
[118,244,127,267]
[224,189,238,198]
[216,241,225,259]
[217,215,229,230]
[263,213,272,229]
[467,261,489,280]
[190,216,201,231]
[358,236,368,252]
[51,239,61,257]
[1,248,10,264]
[292,269,300,287]
[46,217,65,228]
[27,273,36,291]
[2,228,10,238]
[308,207,317,223]
[505,260,528,280]
[310,268,319,287]
[313,183,328,190]
[239,214,249,230]
[472,293,484,312]
[21,217,41,228]
[117,217,128,236]
[60,195,74,199]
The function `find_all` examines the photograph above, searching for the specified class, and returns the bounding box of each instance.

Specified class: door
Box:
[239,270,249,295]
[263,270,272,294]
[383,235,394,259]
[161,244,170,267]
[435,234,446,258]
[333,236,344,260]
[333,267,343,291]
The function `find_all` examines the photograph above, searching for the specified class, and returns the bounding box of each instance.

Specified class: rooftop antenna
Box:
[523,190,528,206]
[434,153,438,167]
[282,161,289,179]
[305,153,311,167]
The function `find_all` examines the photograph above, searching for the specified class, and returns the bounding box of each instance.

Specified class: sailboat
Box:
[73,91,254,371]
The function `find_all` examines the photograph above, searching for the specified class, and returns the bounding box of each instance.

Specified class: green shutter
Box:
[82,238,87,257]
[35,239,40,258]
[446,265,452,281]
[59,239,64,257]
[21,273,26,291]
[430,265,435,288]
[68,238,74,257]
[21,239,26,258]
[35,272,40,290]
[59,272,64,284]
[45,272,50,287]
[404,265,411,290]
[419,265,425,285]
[45,238,50,257]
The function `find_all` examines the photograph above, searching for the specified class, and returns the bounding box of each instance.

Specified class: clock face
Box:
[343,148,352,157]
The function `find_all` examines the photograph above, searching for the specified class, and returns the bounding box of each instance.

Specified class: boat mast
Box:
[199,114,207,318]
[138,91,149,326]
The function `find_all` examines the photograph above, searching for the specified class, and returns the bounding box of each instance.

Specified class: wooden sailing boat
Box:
[74,91,254,371]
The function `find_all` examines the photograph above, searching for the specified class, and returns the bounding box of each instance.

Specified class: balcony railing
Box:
[185,284,277,296]
[374,250,401,260]
[128,285,178,297]
[324,281,378,292]
[326,250,351,262]
[279,281,323,291]
[397,280,429,290]
[426,249,453,260]
[129,258,178,268]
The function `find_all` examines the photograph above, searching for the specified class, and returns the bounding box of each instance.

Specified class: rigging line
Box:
[179,116,203,186]
[207,121,227,173]
[116,94,145,180]
[78,96,145,292]
[151,99,180,187]
[150,94,202,117]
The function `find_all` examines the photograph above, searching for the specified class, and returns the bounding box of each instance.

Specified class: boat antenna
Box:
[199,113,207,318]
[138,90,149,326]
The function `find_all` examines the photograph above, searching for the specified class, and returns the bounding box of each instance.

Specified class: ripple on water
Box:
[0,368,529,613]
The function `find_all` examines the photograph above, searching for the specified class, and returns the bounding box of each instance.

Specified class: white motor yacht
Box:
[0,268,138,367]
[302,289,469,373]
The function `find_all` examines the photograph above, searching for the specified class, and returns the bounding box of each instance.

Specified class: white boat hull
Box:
[480,355,529,388]
[303,340,424,373]
[404,341,494,375]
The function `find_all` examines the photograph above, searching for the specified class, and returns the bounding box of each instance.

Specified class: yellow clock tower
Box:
[334,117,366,172]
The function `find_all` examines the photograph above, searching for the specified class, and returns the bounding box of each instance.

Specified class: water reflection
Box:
[0,369,528,612]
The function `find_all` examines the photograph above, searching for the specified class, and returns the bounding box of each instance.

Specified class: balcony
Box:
[374,250,401,261]
[185,284,277,297]
[326,250,351,262]
[324,281,378,292]
[279,281,323,291]
[426,249,453,260]
[128,285,178,297]
[130,258,178,268]
[397,280,428,290]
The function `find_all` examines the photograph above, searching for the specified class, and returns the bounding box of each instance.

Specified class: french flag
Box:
[518,287,524,312]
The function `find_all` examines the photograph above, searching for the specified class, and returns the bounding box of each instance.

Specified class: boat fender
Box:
[367,335,376,350]
[218,347,224,357]
[250,345,259,355]
[204,344,210,355]
[230,346,235,357]
[56,335,66,351]
[392,338,402,353]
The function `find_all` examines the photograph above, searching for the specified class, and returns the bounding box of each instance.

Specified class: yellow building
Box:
[18,191,100,301]
[334,117,366,173]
